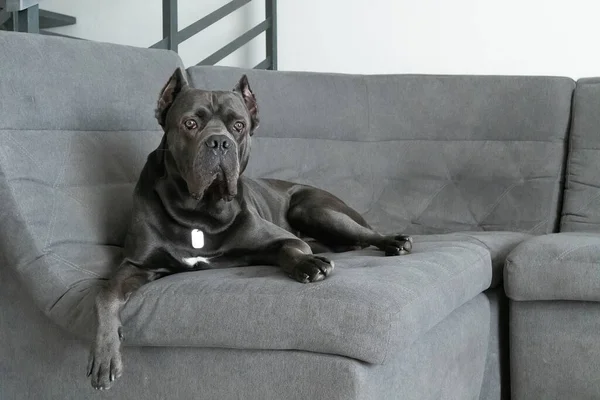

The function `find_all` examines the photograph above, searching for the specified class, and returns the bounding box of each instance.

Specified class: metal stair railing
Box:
[151,0,277,69]
[0,0,277,70]
[1,0,40,33]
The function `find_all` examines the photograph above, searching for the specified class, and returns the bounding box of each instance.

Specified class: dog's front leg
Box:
[251,238,335,283]
[88,262,156,390]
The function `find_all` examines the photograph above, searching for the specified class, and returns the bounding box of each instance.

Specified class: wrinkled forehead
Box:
[175,89,247,116]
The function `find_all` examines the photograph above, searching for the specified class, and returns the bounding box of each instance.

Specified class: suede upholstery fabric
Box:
[0,31,514,364]
[188,66,574,235]
[458,231,531,288]
[479,287,511,400]
[510,301,600,400]
[118,236,490,364]
[505,232,600,301]
[1,265,491,400]
[0,31,181,282]
[506,77,600,400]
[0,32,183,132]
[1,125,493,360]
[0,31,580,399]
[561,78,600,232]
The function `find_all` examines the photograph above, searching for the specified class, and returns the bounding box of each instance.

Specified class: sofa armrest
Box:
[504,232,600,302]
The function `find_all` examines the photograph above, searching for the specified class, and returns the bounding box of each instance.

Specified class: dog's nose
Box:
[205,135,233,152]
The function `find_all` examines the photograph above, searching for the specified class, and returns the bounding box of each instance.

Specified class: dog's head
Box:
[155,68,259,201]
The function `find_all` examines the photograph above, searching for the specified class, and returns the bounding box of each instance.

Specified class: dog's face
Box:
[155,68,259,201]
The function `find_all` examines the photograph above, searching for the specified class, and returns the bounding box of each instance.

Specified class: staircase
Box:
[0,0,277,70]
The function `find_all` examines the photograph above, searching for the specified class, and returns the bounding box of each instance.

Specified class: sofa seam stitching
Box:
[383,252,489,363]
[47,252,103,278]
[44,134,73,250]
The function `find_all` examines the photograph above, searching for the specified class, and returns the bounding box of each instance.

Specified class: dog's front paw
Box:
[87,335,123,390]
[289,255,334,283]
[379,234,413,256]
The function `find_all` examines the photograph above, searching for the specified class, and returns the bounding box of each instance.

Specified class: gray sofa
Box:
[0,31,597,400]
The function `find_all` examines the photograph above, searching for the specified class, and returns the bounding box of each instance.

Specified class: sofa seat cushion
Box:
[30,234,489,365]
[455,231,532,287]
[505,233,600,301]
[121,235,491,364]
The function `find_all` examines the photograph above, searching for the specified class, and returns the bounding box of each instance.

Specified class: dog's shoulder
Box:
[134,148,165,195]
[239,177,303,226]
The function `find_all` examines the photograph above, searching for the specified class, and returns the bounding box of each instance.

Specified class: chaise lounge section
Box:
[505,77,600,400]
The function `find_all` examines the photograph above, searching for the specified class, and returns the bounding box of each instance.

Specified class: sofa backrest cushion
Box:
[0,32,182,323]
[560,78,600,232]
[187,66,575,235]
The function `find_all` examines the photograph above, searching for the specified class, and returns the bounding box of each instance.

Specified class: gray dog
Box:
[87,68,413,390]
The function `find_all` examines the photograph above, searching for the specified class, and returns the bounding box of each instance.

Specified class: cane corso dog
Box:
[87,68,413,389]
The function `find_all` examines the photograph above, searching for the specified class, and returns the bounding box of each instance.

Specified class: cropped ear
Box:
[156,67,188,127]
[234,74,259,133]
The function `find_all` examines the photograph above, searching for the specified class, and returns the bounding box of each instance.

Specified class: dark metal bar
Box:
[39,9,76,29]
[162,0,177,51]
[177,0,250,44]
[10,5,39,33]
[150,37,169,49]
[39,29,85,40]
[17,4,39,33]
[253,57,270,70]
[197,19,269,66]
[10,11,19,31]
[265,0,277,70]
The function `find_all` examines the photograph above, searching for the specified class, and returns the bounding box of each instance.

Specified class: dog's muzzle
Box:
[187,134,240,201]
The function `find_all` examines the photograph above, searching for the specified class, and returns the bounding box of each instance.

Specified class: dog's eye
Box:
[233,121,245,131]
[184,119,198,130]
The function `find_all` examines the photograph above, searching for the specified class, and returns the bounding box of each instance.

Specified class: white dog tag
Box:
[191,229,204,249]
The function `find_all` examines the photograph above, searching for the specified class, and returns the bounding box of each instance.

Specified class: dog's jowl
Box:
[87,68,412,390]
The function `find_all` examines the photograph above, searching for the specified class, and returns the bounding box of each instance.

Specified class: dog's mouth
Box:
[188,164,239,202]
[179,135,241,203]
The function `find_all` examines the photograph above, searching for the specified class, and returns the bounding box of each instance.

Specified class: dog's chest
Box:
[172,227,218,268]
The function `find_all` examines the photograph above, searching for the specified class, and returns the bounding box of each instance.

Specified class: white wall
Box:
[42,0,266,68]
[277,0,600,78]
[43,0,600,79]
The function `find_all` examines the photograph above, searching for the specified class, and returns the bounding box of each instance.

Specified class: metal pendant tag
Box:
[191,229,204,249]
